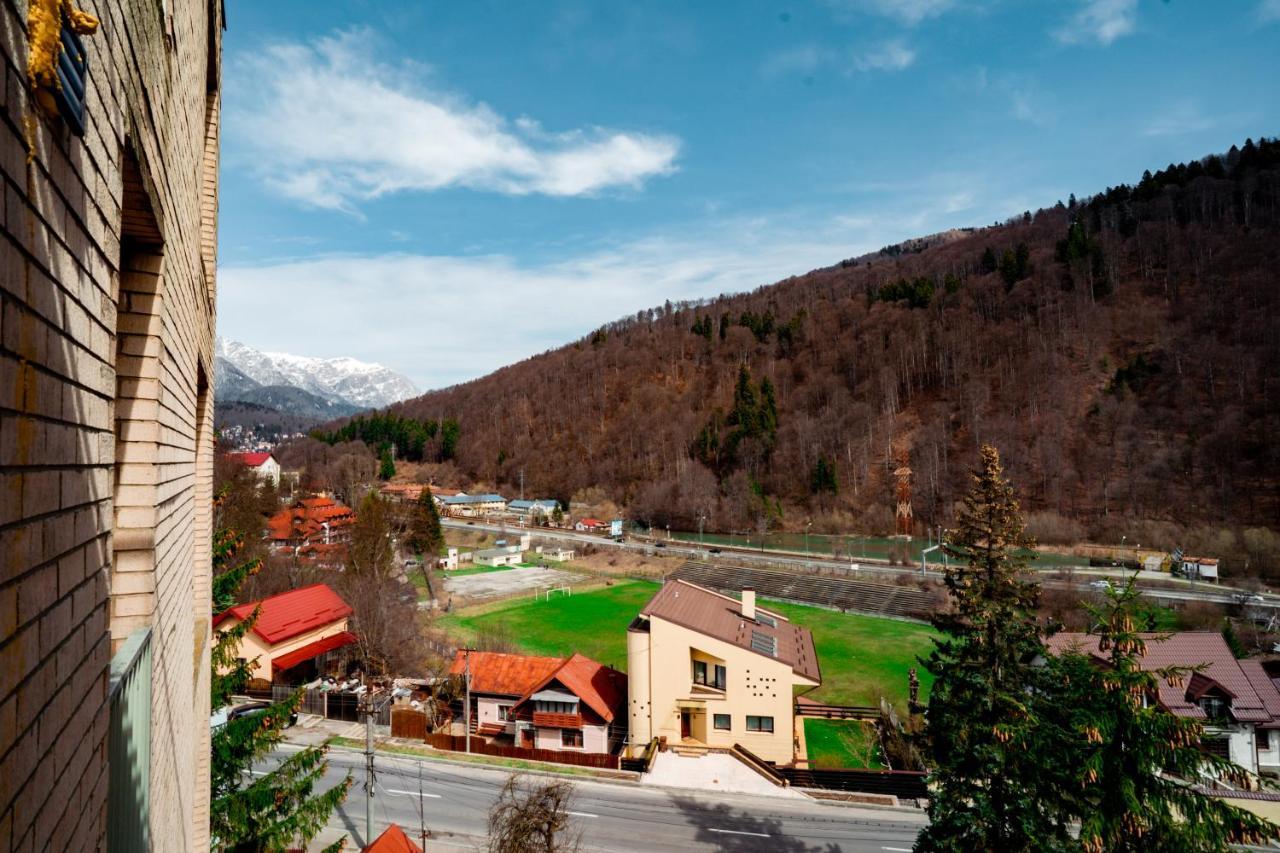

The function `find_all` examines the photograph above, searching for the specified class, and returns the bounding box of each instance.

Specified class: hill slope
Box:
[385,140,1280,547]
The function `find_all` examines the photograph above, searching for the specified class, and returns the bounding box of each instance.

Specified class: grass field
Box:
[437,580,938,712]
[804,719,884,769]
[443,563,517,578]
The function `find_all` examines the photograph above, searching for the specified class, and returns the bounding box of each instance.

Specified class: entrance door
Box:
[680,711,691,739]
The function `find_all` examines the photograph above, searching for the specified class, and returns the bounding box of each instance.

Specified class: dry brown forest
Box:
[290,139,1280,573]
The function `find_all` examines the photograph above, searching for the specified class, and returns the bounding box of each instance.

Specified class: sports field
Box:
[437,580,938,712]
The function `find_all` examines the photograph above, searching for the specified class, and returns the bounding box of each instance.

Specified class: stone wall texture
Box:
[0,0,221,849]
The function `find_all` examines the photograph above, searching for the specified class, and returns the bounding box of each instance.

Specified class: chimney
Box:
[742,587,756,621]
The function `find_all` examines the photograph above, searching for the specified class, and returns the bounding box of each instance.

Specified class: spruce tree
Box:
[1049,580,1278,851]
[210,512,351,851]
[916,445,1074,852]
[407,486,445,556]
[378,446,396,480]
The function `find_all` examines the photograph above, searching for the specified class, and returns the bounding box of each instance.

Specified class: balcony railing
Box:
[533,711,583,728]
[108,628,152,853]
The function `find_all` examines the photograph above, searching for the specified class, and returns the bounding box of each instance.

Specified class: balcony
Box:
[107,628,152,852]
[533,711,583,728]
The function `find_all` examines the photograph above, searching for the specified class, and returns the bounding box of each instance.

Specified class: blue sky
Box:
[216,0,1280,392]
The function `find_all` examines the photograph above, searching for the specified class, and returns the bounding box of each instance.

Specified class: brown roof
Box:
[1240,659,1280,727]
[449,651,564,698]
[637,580,821,683]
[512,652,627,723]
[1047,632,1277,724]
[364,823,423,853]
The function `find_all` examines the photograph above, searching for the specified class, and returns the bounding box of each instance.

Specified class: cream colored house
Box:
[213,584,356,683]
[627,580,820,765]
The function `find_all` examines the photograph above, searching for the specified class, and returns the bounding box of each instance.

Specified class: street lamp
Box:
[805,521,812,557]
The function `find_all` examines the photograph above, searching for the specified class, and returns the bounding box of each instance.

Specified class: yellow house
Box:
[627,580,821,765]
[213,584,356,683]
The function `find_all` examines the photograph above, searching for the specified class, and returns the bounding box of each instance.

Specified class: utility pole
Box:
[363,693,375,846]
[463,648,473,754]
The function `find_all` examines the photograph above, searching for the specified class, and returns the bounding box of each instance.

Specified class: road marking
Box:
[384,787,443,799]
[882,847,912,851]
[566,811,598,818]
[709,828,770,838]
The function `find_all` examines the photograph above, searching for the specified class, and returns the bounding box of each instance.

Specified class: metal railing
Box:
[108,628,152,853]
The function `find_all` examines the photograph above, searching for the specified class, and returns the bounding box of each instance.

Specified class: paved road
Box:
[261,744,925,852]
[443,519,1271,609]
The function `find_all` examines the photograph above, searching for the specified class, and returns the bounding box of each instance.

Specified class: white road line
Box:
[882,847,912,851]
[383,787,443,799]
[566,811,599,818]
[709,828,770,838]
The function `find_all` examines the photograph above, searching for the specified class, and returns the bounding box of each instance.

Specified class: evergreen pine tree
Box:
[916,445,1075,852]
[378,446,396,480]
[210,512,350,851]
[1049,580,1278,851]
[407,486,445,556]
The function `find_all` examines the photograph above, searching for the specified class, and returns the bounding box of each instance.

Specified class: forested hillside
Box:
[348,140,1280,562]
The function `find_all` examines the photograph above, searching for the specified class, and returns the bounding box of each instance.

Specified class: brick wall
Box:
[0,1,221,850]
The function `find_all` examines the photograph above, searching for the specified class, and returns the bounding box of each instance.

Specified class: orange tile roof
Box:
[449,651,563,697]
[214,583,353,645]
[514,652,627,723]
[365,823,422,853]
[267,497,356,543]
[225,451,274,467]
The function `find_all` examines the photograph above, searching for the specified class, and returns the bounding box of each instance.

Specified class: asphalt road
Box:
[443,518,1271,609]
[260,744,926,852]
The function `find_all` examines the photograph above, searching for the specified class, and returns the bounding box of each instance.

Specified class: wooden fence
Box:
[778,767,929,799]
[421,732,621,770]
[795,702,879,720]
[391,708,428,741]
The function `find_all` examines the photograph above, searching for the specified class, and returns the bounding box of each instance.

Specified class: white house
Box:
[226,451,281,487]
[538,546,575,562]
[473,546,523,567]
[1047,632,1280,778]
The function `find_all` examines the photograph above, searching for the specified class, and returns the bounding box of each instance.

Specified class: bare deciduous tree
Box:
[487,774,581,853]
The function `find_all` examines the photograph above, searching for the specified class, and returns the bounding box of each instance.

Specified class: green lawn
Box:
[804,719,884,769]
[437,580,938,713]
[443,563,518,578]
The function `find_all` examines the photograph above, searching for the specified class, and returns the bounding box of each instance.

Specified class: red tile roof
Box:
[272,630,358,672]
[226,451,274,467]
[637,579,821,683]
[449,651,564,697]
[214,584,353,645]
[364,823,422,853]
[513,652,627,723]
[1047,632,1278,723]
[267,497,356,544]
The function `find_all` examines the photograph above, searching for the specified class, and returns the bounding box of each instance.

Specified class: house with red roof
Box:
[449,650,626,755]
[364,823,422,853]
[1048,631,1280,777]
[224,451,281,487]
[267,495,357,553]
[574,517,607,533]
[213,584,356,684]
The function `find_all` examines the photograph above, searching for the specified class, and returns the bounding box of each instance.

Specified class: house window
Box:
[746,715,774,733]
[692,661,726,690]
[1202,737,1231,759]
[535,700,578,715]
[714,714,731,731]
[561,729,584,748]
[497,705,512,722]
[1199,696,1229,721]
[1259,730,1271,750]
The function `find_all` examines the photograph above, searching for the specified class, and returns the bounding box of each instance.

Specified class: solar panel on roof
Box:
[750,630,778,656]
[756,613,777,628]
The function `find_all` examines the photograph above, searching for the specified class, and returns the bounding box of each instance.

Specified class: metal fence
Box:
[108,628,152,852]
[269,684,392,725]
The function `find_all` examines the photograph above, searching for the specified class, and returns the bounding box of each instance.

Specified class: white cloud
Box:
[1141,102,1216,137]
[229,30,680,210]
[828,0,956,26]
[853,40,917,72]
[1053,0,1138,46]
[1260,0,1280,22]
[762,40,915,77]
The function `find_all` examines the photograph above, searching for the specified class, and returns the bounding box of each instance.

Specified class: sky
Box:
[216,0,1280,392]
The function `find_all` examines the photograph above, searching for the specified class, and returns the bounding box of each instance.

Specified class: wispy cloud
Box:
[229,29,680,211]
[1260,0,1280,23]
[853,40,917,71]
[761,40,915,77]
[956,67,1054,127]
[1141,101,1217,137]
[827,0,956,26]
[1053,0,1138,46]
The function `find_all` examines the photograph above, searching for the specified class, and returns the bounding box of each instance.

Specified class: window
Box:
[750,630,778,657]
[1199,696,1229,721]
[561,729,584,748]
[756,613,777,628]
[1202,737,1230,759]
[693,661,726,690]
[535,700,578,715]
[714,714,731,731]
[1259,730,1272,750]
[746,715,774,733]
[497,705,512,722]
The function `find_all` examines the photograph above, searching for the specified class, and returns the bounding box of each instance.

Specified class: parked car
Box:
[227,700,298,728]
[1088,579,1112,591]
[708,547,722,555]
[1233,592,1265,604]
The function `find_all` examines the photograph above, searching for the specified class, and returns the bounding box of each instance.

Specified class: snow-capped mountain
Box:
[215,338,419,411]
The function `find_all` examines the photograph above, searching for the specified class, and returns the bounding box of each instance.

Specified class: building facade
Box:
[213,584,355,684]
[1,1,223,849]
[626,581,821,765]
